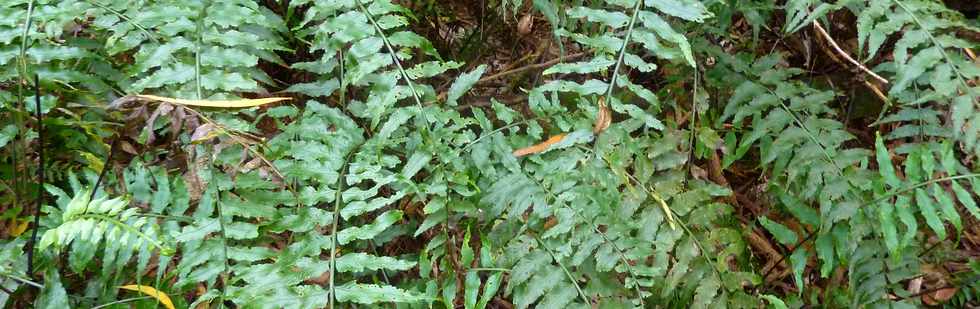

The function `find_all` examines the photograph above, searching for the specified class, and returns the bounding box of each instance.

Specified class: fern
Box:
[39,184,172,272]
[93,0,286,97]
[5,0,979,307]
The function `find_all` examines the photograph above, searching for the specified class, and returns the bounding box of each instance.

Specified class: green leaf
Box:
[915,188,946,240]
[0,124,16,148]
[759,217,798,246]
[645,0,712,22]
[932,184,961,233]
[895,196,918,248]
[402,151,432,179]
[447,64,487,106]
[442,279,456,309]
[335,253,416,273]
[790,248,807,294]
[951,181,980,219]
[542,56,615,75]
[875,132,902,188]
[335,282,424,304]
[638,11,697,67]
[761,294,789,309]
[336,210,403,245]
[568,7,630,29]
[878,199,899,256]
[464,271,480,309]
[35,269,69,309]
[476,272,502,309]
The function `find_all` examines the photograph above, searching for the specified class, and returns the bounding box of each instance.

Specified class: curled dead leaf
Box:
[119,140,139,155]
[593,97,611,134]
[922,287,957,305]
[543,216,558,230]
[513,133,567,157]
[190,123,220,144]
[518,14,534,35]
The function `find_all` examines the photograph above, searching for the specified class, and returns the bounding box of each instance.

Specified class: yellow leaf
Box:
[135,94,290,108]
[8,219,29,237]
[79,151,105,173]
[119,285,176,309]
[649,190,678,230]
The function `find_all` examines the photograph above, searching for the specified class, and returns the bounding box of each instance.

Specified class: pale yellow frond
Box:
[135,94,290,108]
[119,285,176,309]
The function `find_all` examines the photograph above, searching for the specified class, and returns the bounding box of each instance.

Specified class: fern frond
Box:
[39,186,172,276]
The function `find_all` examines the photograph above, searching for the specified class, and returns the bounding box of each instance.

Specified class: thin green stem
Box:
[865,173,980,208]
[602,0,643,101]
[76,214,169,254]
[466,267,510,273]
[520,168,646,306]
[891,0,979,104]
[18,0,34,79]
[91,296,153,309]
[592,149,725,283]
[329,143,360,309]
[0,272,44,289]
[88,1,158,43]
[355,0,430,131]
[328,46,352,309]
[533,235,591,305]
[194,0,210,99]
[11,0,36,221]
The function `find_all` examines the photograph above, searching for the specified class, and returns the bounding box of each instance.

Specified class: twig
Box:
[811,21,889,84]
[472,52,588,86]
[0,272,44,289]
[482,51,588,83]
[90,137,118,201]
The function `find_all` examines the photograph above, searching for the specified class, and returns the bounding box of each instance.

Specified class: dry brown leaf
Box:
[119,140,139,155]
[518,14,534,35]
[923,287,957,305]
[593,97,611,134]
[543,216,558,230]
[513,133,567,157]
[190,123,220,144]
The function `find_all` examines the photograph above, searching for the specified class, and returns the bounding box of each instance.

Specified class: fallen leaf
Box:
[8,219,29,237]
[513,133,567,157]
[135,94,290,108]
[190,123,220,144]
[922,287,957,305]
[119,285,176,309]
[593,97,611,134]
[543,216,558,230]
[518,14,534,35]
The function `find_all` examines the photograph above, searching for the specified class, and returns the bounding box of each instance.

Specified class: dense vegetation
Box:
[1,0,979,307]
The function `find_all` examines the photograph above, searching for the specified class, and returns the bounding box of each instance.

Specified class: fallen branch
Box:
[477,51,589,84]
[812,21,889,84]
[436,51,590,102]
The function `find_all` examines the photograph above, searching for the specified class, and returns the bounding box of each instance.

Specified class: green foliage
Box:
[1,0,979,308]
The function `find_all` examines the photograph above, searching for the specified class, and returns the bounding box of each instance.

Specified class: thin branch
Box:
[811,21,889,84]
[466,51,589,87]
[0,272,44,289]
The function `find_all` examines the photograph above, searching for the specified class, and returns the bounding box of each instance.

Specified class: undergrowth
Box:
[1,0,979,308]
